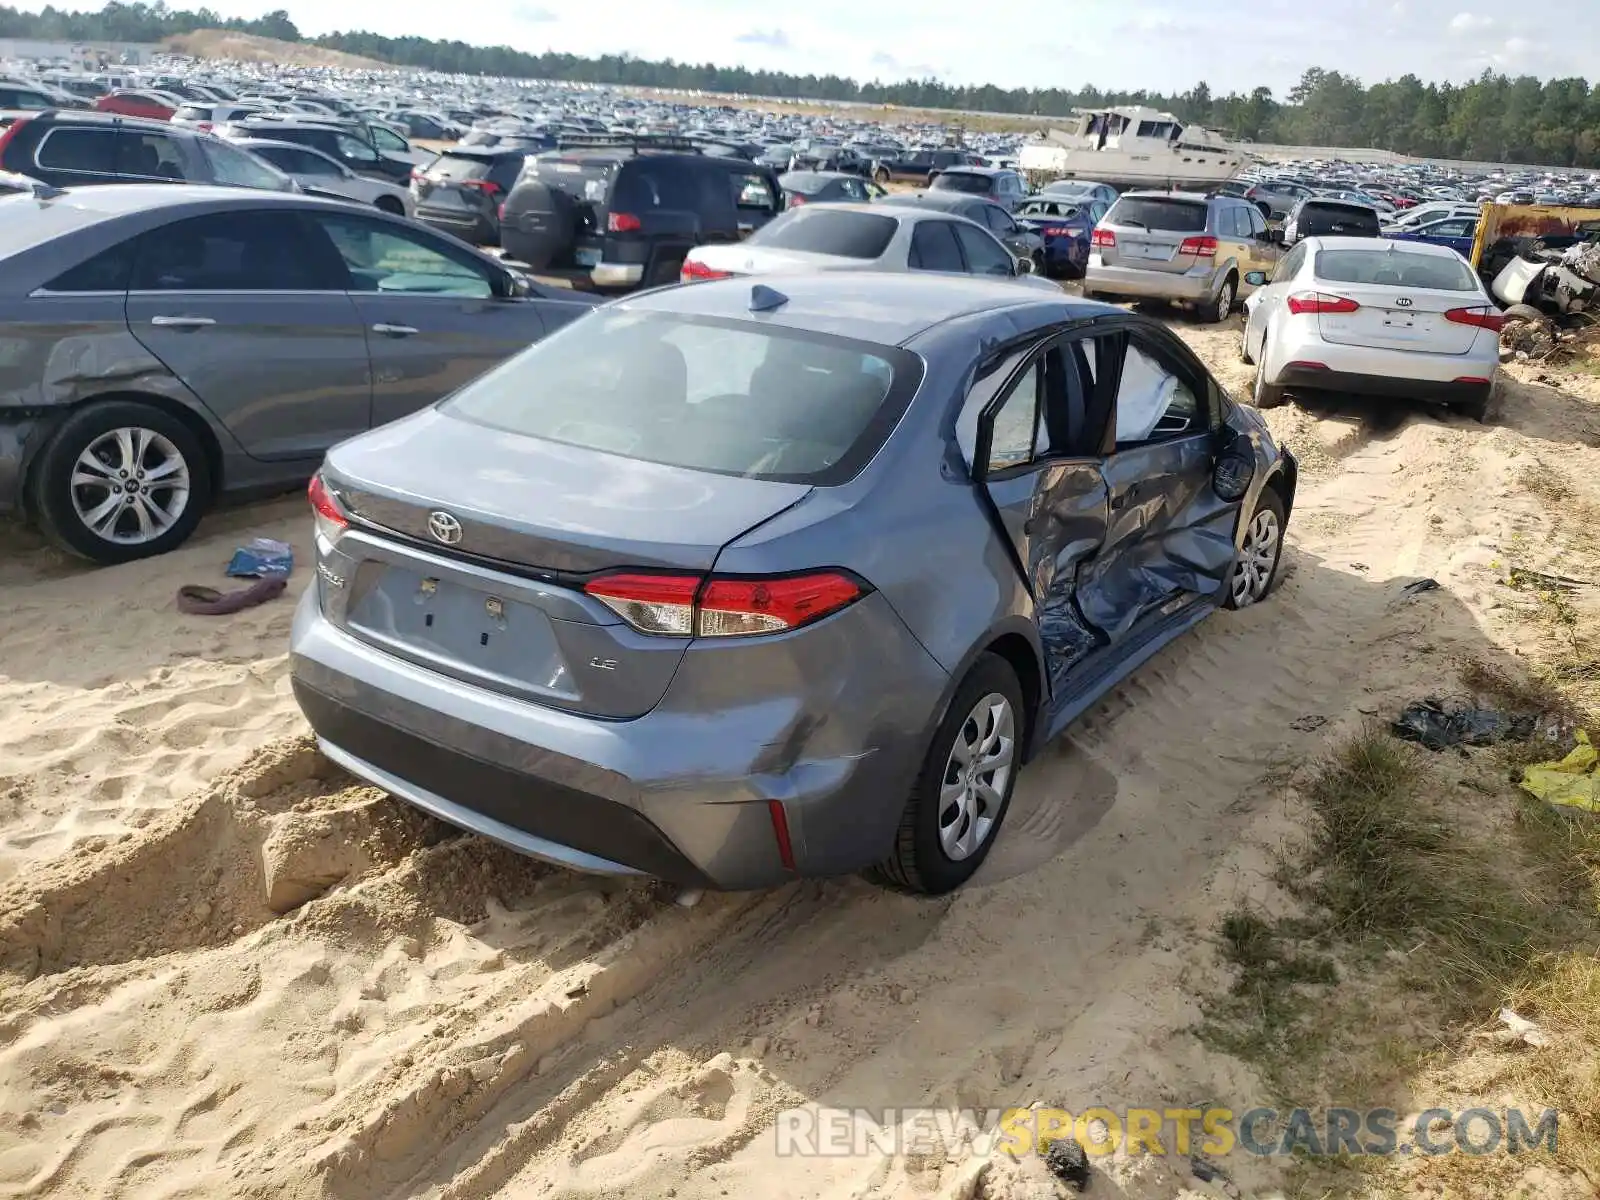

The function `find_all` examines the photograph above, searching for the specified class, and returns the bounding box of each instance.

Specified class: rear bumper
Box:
[1085,259,1218,302]
[289,586,947,890]
[591,262,645,287]
[1265,322,1498,408]
[1275,365,1492,408]
[416,208,497,244]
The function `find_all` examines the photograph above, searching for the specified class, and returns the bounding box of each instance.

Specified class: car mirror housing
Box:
[1244,270,1268,287]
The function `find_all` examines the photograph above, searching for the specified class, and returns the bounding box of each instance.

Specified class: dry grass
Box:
[165,31,391,70]
[619,88,1054,135]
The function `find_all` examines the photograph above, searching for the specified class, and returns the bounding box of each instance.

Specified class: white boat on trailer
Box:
[1019,105,1247,191]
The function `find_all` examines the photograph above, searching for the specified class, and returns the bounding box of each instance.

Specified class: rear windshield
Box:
[1105,197,1207,232]
[930,171,992,194]
[443,310,917,485]
[750,209,898,259]
[532,156,616,204]
[174,105,210,121]
[426,152,493,181]
[1299,203,1380,235]
[1314,248,1477,291]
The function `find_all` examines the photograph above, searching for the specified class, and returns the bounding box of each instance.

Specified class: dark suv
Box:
[499,137,783,290]
[875,147,983,186]
[927,166,1028,212]
[0,109,294,191]
[222,118,413,184]
[1282,197,1381,246]
[411,146,531,246]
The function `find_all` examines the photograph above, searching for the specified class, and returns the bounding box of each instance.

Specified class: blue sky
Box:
[21,0,1600,95]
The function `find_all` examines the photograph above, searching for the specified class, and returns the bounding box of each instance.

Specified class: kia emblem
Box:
[1395,297,1413,307]
[427,511,463,544]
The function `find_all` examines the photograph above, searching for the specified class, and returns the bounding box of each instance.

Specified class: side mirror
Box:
[1015,255,1036,275]
[500,270,532,299]
[1244,270,1268,287]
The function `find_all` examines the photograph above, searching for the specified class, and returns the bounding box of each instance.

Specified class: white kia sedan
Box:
[1241,236,1502,421]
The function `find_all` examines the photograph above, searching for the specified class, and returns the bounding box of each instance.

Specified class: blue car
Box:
[1013,195,1108,278]
[1387,215,1478,258]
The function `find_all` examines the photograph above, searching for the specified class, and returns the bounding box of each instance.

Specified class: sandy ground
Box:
[3,318,1600,1200]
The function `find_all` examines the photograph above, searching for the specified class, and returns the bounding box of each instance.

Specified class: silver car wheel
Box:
[1231,507,1281,607]
[938,692,1015,861]
[71,426,192,545]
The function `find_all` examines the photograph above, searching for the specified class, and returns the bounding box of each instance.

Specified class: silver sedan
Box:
[231,138,414,218]
[1241,235,1501,421]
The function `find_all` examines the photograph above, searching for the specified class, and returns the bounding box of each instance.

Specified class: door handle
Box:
[372,323,419,337]
[150,315,215,329]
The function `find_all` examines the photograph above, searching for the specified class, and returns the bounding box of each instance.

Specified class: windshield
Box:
[1105,197,1207,232]
[1314,248,1477,291]
[749,209,898,259]
[443,310,914,485]
[930,171,993,195]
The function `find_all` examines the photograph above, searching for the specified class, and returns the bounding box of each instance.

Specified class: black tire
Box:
[1253,335,1287,409]
[499,181,576,270]
[866,653,1025,895]
[1459,392,1491,424]
[1207,275,1236,324]
[29,400,211,565]
[374,195,405,216]
[1030,251,1046,277]
[1239,326,1254,364]
[645,255,683,288]
[1224,485,1286,610]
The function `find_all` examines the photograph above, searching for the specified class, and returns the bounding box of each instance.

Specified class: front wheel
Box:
[867,653,1024,894]
[30,400,211,564]
[1206,276,1235,324]
[1225,487,1286,609]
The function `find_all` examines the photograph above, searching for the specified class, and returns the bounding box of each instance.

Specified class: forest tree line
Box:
[5,2,1600,166]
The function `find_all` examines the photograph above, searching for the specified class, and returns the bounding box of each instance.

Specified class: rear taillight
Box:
[1287,291,1360,315]
[608,211,642,233]
[197,121,213,132]
[1179,235,1218,258]
[1445,306,1505,331]
[1453,375,1492,385]
[680,259,732,283]
[410,166,422,180]
[461,179,503,197]
[583,570,865,638]
[497,202,506,220]
[307,473,348,546]
[0,116,32,159]
[787,193,807,207]
[1091,228,1115,249]
[1043,225,1073,237]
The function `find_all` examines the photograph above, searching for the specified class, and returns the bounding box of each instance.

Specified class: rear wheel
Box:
[1239,324,1254,364]
[374,195,404,215]
[1253,335,1287,409]
[867,653,1024,895]
[1206,276,1236,324]
[30,400,211,565]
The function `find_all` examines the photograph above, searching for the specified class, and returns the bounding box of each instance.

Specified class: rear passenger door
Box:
[123,209,371,461]
[907,219,966,275]
[309,211,550,430]
[970,340,1111,697]
[1072,326,1240,641]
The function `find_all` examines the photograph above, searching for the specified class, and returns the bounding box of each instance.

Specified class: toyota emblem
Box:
[1395,297,1413,307]
[427,511,463,544]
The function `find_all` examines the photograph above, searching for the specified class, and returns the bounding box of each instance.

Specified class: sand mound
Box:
[165,31,392,70]
[3,316,1600,1198]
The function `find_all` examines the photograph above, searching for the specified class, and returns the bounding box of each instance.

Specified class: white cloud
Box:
[733,28,791,51]
[1448,11,1494,34]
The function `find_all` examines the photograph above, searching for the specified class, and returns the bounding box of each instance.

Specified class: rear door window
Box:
[312,212,495,297]
[130,211,345,291]
[730,171,778,215]
[118,132,187,180]
[909,220,964,271]
[952,224,1013,277]
[614,163,700,211]
[1105,197,1208,232]
[1113,340,1203,446]
[34,127,120,175]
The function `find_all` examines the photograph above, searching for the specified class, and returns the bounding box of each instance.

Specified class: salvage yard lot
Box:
[3,309,1600,1199]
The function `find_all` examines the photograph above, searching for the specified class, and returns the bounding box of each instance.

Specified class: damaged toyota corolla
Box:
[290,273,1297,894]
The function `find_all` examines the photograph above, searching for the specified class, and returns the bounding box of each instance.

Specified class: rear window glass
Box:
[425,152,492,181]
[34,126,119,173]
[1105,197,1207,232]
[533,156,615,204]
[750,209,898,259]
[1299,203,1380,235]
[443,310,917,486]
[1314,248,1477,291]
[174,105,210,121]
[930,171,992,194]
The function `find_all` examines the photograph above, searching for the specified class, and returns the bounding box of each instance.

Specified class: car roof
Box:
[621,271,1083,345]
[885,192,992,211]
[0,108,174,131]
[937,165,1007,176]
[779,171,855,185]
[1307,235,1466,257]
[1119,189,1220,203]
[3,182,354,217]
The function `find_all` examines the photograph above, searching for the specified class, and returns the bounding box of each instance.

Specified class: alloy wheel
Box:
[70,426,192,545]
[1230,507,1281,607]
[937,693,1016,861]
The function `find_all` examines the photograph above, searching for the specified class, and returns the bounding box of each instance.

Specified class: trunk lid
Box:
[1099,196,1210,275]
[690,244,875,275]
[322,408,810,718]
[1315,284,1481,354]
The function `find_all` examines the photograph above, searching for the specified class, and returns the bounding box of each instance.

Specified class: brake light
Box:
[787,193,807,207]
[0,116,31,159]
[1179,235,1218,258]
[1286,360,1330,370]
[497,202,506,220]
[307,473,348,545]
[196,121,213,132]
[583,570,865,637]
[680,259,732,283]
[1043,225,1073,237]
[410,165,422,180]
[1287,292,1360,315]
[1445,306,1505,332]
[461,179,502,197]
[1091,228,1115,249]
[608,211,642,233]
